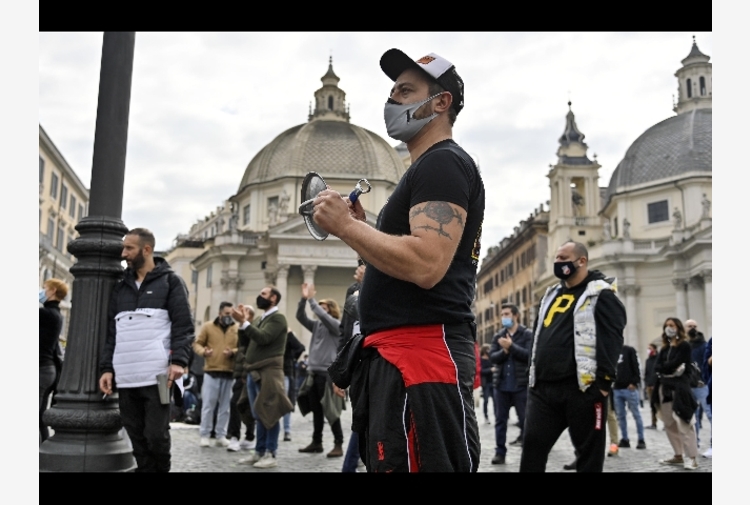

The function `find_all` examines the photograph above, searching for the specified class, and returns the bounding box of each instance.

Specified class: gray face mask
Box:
[383,94,440,143]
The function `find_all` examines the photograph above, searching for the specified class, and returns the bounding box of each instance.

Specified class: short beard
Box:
[130,250,145,272]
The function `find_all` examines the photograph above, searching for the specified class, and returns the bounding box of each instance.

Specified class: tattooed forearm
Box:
[410,201,465,239]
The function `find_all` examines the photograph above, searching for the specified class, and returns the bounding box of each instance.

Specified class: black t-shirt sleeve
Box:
[408,150,471,212]
[593,289,626,391]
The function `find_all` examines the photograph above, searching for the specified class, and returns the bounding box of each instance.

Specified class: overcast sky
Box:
[38,32,712,257]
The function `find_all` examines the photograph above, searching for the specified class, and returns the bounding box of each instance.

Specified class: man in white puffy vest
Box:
[99,228,194,472]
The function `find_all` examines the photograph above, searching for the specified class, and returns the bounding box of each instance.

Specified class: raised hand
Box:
[231,305,246,324]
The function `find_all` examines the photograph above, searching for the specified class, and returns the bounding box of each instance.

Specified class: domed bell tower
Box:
[546,102,603,258]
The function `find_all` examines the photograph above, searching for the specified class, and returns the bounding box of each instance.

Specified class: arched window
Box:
[328,96,333,110]
[686,78,692,98]
[699,76,706,96]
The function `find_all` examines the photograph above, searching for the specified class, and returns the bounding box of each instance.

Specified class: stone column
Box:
[276,264,290,318]
[623,285,639,349]
[701,270,712,337]
[687,276,705,328]
[302,264,318,286]
[220,276,244,306]
[671,278,688,322]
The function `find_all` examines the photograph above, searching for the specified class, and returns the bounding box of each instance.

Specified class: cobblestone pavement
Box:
[169,391,713,473]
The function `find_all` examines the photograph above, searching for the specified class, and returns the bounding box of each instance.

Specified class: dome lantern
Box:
[309,56,350,122]
[674,36,712,115]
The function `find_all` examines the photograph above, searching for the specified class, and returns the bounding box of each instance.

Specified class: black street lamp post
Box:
[40,32,136,472]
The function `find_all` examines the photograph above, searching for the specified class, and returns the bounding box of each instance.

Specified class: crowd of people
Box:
[480,312,712,472]
[166,275,362,469]
[39,47,712,474]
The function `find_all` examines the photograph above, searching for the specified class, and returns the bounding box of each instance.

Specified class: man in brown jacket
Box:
[193,301,239,448]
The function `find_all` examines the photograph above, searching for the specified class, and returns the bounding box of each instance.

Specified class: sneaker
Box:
[200,437,211,448]
[484,417,491,425]
[563,460,577,471]
[283,432,292,442]
[683,457,699,470]
[659,455,684,466]
[509,436,523,447]
[215,436,230,448]
[253,453,278,469]
[608,444,619,457]
[618,438,631,448]
[239,439,255,450]
[702,447,712,458]
[299,441,324,453]
[491,454,506,465]
[239,452,262,465]
[645,425,658,430]
[636,440,647,450]
[227,437,241,452]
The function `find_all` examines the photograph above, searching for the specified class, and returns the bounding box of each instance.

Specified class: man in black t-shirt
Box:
[520,241,625,473]
[314,49,484,472]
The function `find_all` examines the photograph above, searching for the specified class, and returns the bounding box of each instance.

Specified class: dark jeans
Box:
[520,379,608,473]
[119,385,172,472]
[342,433,360,472]
[39,365,57,443]
[308,372,343,445]
[227,379,255,441]
[494,386,527,456]
[481,377,493,419]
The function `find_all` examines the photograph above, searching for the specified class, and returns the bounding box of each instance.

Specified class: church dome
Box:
[238,58,406,191]
[238,120,406,189]
[605,108,711,200]
[606,39,712,202]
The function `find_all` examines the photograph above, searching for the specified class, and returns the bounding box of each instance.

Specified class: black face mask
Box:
[256,295,272,310]
[554,259,580,280]
[688,328,697,338]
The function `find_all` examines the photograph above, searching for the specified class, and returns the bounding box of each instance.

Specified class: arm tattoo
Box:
[410,201,465,239]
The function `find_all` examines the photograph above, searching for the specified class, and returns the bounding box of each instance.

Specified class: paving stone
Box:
[169,394,713,473]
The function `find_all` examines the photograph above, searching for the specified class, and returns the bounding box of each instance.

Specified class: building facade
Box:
[480,38,712,362]
[475,205,548,345]
[39,125,90,342]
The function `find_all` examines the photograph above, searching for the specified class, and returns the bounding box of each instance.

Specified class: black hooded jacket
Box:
[99,257,194,374]
[614,345,641,389]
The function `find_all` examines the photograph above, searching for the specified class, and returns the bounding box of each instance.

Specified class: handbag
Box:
[296,373,314,417]
[687,361,704,388]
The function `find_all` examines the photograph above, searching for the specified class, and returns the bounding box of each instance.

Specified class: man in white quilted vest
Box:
[99,228,194,472]
[520,241,626,472]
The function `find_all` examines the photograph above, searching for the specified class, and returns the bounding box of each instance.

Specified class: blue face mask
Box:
[39,289,47,303]
[501,317,514,328]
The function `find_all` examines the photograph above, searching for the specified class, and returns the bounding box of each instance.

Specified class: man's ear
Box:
[434,92,453,114]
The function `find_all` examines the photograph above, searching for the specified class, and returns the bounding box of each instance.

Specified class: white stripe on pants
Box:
[200,374,233,438]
